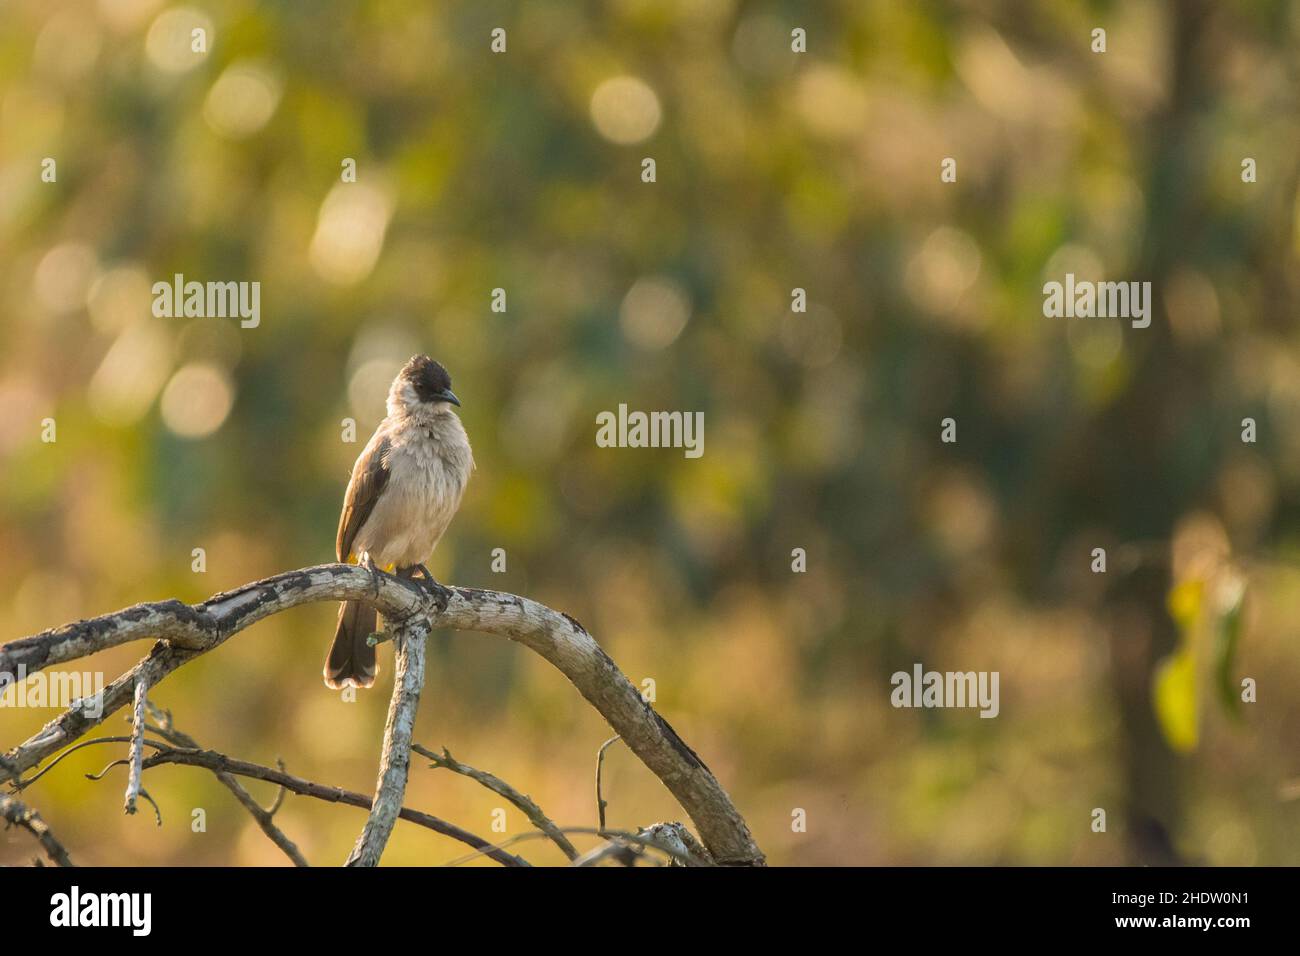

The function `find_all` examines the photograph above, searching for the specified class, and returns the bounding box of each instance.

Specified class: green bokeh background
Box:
[2,0,1299,865]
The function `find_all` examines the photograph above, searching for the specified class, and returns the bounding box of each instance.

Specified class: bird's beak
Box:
[437,388,461,407]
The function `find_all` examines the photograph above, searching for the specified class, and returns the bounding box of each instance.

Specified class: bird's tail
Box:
[323,600,379,689]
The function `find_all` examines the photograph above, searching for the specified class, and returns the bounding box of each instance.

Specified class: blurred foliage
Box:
[2,0,1300,866]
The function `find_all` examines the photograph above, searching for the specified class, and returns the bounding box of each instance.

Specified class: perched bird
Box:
[324,355,474,689]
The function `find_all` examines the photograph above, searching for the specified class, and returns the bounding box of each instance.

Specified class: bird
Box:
[324,355,474,689]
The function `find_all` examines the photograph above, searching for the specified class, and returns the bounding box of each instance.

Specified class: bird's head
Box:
[388,355,461,417]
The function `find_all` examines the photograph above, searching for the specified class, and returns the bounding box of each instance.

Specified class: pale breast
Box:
[352,412,472,569]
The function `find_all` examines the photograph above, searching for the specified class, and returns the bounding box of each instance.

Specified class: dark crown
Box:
[401,355,452,403]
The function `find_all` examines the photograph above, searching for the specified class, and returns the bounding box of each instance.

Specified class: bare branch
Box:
[638,821,712,866]
[595,735,622,833]
[1,794,74,867]
[0,567,437,793]
[440,824,705,867]
[17,727,519,867]
[345,618,429,866]
[1,601,216,675]
[414,743,578,861]
[1,563,764,865]
[123,668,152,815]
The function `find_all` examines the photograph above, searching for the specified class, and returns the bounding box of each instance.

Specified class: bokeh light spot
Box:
[619,276,691,349]
[204,61,282,138]
[590,76,662,145]
[160,362,235,438]
[145,8,213,74]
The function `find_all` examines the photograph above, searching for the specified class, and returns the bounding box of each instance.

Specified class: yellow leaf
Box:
[1166,579,1203,633]
[1153,648,1198,752]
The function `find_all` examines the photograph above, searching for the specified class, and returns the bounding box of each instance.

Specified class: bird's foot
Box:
[357,552,384,598]
[400,564,450,612]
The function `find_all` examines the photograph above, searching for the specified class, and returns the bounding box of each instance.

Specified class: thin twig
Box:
[18,730,523,866]
[9,735,165,792]
[414,743,578,861]
[17,728,522,867]
[123,668,151,815]
[595,735,622,833]
[86,757,132,781]
[267,760,289,815]
[145,702,309,867]
[135,788,162,826]
[134,745,528,866]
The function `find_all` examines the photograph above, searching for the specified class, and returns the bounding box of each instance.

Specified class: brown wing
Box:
[335,431,392,561]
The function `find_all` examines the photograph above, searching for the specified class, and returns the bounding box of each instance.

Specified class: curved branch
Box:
[439,587,764,865]
[1,563,764,866]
